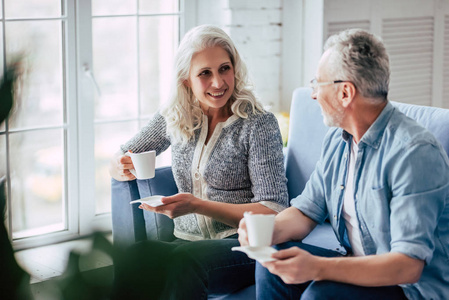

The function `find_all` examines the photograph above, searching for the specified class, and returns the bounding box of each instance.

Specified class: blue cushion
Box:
[285,88,329,200]
[285,88,449,202]
[112,87,449,300]
[137,166,178,242]
[111,179,146,248]
[392,101,449,157]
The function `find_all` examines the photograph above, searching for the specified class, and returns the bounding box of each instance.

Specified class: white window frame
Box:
[8,0,197,250]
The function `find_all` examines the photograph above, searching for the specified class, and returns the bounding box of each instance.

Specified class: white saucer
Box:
[130,195,164,207]
[232,246,278,263]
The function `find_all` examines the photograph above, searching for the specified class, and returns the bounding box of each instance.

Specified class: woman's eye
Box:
[198,70,211,77]
[220,65,231,72]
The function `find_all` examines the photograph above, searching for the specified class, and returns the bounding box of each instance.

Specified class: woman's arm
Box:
[109,151,136,181]
[142,112,289,226]
[142,194,276,228]
[109,112,171,181]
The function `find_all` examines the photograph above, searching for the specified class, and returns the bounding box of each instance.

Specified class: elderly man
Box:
[238,29,449,299]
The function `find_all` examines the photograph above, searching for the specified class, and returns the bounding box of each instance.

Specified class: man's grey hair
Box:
[324,29,390,101]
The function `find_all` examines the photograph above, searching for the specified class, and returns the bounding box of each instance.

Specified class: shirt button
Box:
[340,185,345,190]
[334,215,337,220]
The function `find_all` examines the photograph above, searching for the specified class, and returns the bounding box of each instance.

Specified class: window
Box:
[1,0,191,249]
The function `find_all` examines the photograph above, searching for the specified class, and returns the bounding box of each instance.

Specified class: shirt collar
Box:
[341,101,395,149]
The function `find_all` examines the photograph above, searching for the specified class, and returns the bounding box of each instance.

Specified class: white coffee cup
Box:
[244,212,275,248]
[124,150,156,180]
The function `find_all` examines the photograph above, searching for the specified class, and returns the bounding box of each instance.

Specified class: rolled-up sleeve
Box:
[389,143,449,264]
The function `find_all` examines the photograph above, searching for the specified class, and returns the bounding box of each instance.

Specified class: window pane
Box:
[95,121,138,214]
[6,21,64,129]
[93,17,138,121]
[139,0,179,14]
[10,129,65,239]
[139,16,178,117]
[92,0,136,16]
[5,0,61,19]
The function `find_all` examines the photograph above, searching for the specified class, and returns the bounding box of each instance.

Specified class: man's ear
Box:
[339,82,356,108]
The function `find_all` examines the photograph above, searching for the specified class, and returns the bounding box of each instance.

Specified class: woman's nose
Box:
[211,74,224,88]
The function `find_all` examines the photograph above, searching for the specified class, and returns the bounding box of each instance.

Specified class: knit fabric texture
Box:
[121,110,289,240]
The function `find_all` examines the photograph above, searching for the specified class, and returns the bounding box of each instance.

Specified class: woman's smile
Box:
[186,46,235,112]
[208,89,227,98]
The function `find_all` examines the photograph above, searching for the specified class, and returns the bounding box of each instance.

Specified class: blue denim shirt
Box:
[291,102,449,300]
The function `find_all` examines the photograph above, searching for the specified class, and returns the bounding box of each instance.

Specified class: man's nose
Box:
[311,89,318,100]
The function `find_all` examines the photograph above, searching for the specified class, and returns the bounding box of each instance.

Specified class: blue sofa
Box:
[111,87,449,299]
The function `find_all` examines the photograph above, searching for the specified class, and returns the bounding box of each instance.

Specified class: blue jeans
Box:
[113,234,254,300]
[256,242,408,300]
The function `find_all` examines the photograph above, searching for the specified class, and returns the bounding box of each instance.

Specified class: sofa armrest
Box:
[137,166,178,242]
[111,179,147,249]
[111,166,179,248]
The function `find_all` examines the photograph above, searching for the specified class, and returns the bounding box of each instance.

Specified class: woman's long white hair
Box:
[161,24,264,144]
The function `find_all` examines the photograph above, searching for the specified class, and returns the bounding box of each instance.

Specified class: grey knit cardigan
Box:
[121,110,289,241]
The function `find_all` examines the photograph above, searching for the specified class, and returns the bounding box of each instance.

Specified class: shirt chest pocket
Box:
[363,186,391,235]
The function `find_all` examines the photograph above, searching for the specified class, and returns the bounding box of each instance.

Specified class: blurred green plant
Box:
[0,61,33,300]
[0,61,18,124]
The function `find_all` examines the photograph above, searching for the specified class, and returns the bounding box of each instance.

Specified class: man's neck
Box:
[343,98,387,143]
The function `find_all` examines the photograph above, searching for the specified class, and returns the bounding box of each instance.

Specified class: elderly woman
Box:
[109,24,288,299]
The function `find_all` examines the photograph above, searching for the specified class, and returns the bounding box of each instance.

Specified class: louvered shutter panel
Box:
[326,20,371,40]
[444,15,449,108]
[382,17,434,106]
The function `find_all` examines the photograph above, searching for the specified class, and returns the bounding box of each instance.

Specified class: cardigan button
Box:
[194,171,201,180]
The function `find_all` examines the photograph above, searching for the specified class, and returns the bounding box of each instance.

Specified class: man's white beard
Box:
[321,105,344,127]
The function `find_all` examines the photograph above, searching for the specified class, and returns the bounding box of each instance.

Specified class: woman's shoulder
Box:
[242,109,277,126]
[231,109,281,141]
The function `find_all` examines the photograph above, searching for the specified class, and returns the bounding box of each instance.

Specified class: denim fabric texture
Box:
[291,102,449,299]
[256,242,407,300]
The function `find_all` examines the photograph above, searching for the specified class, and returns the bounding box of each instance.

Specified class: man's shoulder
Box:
[386,109,439,149]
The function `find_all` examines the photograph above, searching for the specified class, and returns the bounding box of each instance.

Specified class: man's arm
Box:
[272,207,318,245]
[264,247,424,286]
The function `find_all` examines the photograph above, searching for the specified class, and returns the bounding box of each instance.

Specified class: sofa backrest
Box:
[285,87,449,201]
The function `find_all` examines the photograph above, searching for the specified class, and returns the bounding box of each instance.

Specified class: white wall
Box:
[191,0,449,112]
[194,0,295,112]
[192,0,325,113]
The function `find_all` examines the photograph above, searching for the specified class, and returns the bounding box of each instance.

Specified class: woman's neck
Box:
[201,102,232,123]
